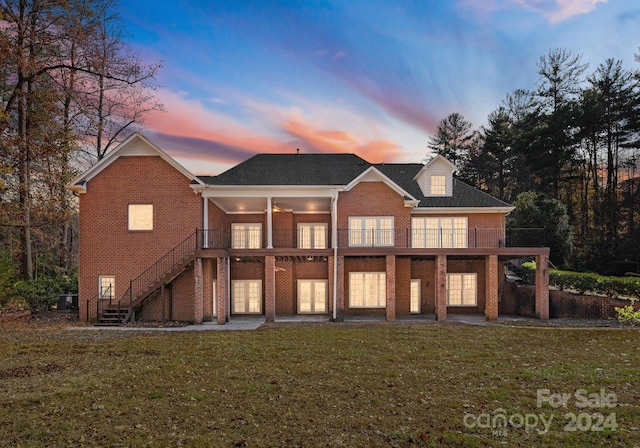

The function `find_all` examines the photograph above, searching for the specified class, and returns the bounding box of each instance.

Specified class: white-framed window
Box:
[430,175,446,195]
[212,280,217,317]
[349,272,386,308]
[349,217,394,247]
[232,280,262,314]
[98,276,115,300]
[128,204,153,230]
[447,273,477,306]
[410,279,421,314]
[412,217,467,248]
[232,223,262,249]
[298,223,328,249]
[297,280,328,313]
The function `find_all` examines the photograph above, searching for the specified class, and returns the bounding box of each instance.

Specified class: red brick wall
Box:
[79,156,202,321]
[273,212,294,248]
[446,259,486,314]
[338,182,411,245]
[343,257,387,317]
[171,268,196,321]
[230,260,265,314]
[411,260,436,314]
[395,257,412,316]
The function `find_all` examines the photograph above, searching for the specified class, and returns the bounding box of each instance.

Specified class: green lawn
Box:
[0,321,638,447]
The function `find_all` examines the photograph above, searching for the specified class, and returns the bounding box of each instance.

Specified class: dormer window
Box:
[414,155,455,197]
[430,175,446,195]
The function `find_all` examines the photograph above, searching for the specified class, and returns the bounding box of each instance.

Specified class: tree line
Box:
[0,0,162,308]
[428,49,640,274]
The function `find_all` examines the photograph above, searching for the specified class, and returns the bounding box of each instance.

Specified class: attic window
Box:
[128,204,153,231]
[430,175,446,195]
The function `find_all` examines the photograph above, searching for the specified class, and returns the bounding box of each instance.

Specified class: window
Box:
[410,279,421,314]
[99,276,115,300]
[128,204,153,230]
[447,273,477,306]
[297,280,327,313]
[232,223,262,248]
[349,272,386,308]
[430,175,446,195]
[298,223,327,249]
[412,217,467,248]
[349,217,394,247]
[232,280,262,313]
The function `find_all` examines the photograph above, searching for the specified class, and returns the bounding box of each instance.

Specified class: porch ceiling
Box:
[208,196,331,213]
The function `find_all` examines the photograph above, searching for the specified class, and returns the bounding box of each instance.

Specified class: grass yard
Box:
[0,321,639,447]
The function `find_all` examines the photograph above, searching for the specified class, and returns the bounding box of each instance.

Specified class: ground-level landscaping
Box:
[0,321,639,447]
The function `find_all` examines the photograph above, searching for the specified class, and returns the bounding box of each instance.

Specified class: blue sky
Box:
[118,0,640,175]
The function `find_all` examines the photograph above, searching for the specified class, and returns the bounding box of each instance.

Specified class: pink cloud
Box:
[462,0,607,23]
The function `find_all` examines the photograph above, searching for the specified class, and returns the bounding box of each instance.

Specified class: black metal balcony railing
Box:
[196,227,545,250]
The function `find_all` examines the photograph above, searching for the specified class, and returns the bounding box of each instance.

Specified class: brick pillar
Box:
[203,259,213,319]
[161,284,166,321]
[485,255,499,321]
[194,257,204,324]
[336,256,345,322]
[535,254,550,320]
[265,255,276,322]
[328,256,334,318]
[386,255,396,321]
[435,254,447,321]
[216,257,227,325]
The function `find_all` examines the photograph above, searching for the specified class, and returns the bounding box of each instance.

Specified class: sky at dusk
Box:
[118,0,640,175]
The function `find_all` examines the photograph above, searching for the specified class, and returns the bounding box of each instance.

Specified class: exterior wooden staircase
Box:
[95,231,200,326]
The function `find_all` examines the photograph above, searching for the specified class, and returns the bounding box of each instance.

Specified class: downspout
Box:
[226,256,231,322]
[266,197,273,249]
[332,191,338,321]
[202,196,209,248]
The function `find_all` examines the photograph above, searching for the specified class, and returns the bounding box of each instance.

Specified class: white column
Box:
[267,197,273,249]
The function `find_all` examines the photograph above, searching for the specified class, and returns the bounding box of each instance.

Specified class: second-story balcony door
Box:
[349,217,394,247]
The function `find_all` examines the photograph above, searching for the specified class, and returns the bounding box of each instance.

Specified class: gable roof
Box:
[199,153,371,186]
[200,152,511,210]
[67,133,203,193]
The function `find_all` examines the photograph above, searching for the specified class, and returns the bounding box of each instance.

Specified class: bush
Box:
[0,250,19,307]
[521,263,640,299]
[15,274,76,314]
[615,302,640,326]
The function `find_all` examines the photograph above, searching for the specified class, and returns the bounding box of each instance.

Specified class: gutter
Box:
[332,192,338,321]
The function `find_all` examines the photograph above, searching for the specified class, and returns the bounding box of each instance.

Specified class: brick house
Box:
[68,133,550,325]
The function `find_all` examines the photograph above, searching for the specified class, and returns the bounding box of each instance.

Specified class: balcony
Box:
[197,228,545,251]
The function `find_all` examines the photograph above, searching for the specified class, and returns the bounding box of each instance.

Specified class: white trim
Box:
[267,197,273,249]
[412,207,514,214]
[410,279,421,314]
[297,279,328,314]
[297,223,328,249]
[212,280,217,317]
[67,133,204,193]
[446,273,477,307]
[348,216,394,247]
[98,275,115,300]
[349,272,386,308]
[231,223,263,249]
[293,211,332,215]
[413,155,456,181]
[231,279,262,314]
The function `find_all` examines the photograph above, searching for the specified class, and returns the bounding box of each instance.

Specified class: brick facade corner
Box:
[485,255,499,321]
[435,254,447,321]
[265,255,276,322]
[194,258,204,324]
[216,257,227,325]
[535,255,550,320]
[386,255,396,321]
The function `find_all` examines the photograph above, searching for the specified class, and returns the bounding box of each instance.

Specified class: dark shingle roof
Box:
[199,153,370,185]
[199,154,512,208]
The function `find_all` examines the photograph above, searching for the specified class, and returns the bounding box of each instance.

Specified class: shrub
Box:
[615,302,640,326]
[0,250,19,307]
[15,274,75,314]
[520,264,640,299]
